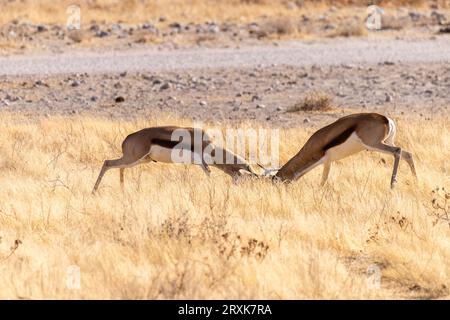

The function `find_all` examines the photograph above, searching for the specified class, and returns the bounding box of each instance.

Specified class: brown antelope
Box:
[274,113,417,188]
[92,126,260,193]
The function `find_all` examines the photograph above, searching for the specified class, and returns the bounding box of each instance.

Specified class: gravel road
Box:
[1,37,449,76]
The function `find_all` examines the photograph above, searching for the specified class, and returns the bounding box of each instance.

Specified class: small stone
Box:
[199,100,207,106]
[90,24,100,32]
[111,23,122,31]
[169,22,182,29]
[141,23,154,29]
[115,96,125,103]
[385,93,393,102]
[341,63,354,69]
[119,72,127,77]
[70,80,80,87]
[251,95,261,102]
[439,26,450,33]
[409,12,422,21]
[303,118,310,123]
[36,25,47,32]
[96,30,109,37]
[276,106,284,111]
[256,104,266,109]
[160,82,170,90]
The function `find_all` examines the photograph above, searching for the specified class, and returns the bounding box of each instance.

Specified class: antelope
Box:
[273,113,417,188]
[92,126,260,193]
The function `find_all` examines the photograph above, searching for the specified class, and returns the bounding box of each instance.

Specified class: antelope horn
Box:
[255,163,280,177]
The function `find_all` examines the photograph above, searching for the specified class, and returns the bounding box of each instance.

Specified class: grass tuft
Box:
[286,91,334,113]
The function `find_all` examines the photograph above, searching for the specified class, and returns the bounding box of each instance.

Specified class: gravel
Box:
[0,37,449,76]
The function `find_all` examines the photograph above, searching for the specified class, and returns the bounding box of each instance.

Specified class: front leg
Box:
[391,151,401,189]
[321,161,331,186]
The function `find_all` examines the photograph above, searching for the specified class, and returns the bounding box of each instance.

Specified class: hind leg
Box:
[383,133,417,179]
[364,142,402,189]
[401,150,417,178]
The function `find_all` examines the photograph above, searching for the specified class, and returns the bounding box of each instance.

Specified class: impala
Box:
[92,126,260,193]
[274,113,417,188]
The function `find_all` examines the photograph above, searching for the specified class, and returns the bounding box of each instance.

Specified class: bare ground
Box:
[1,58,448,128]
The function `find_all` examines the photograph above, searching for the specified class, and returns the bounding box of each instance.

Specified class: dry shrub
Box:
[195,34,218,44]
[287,91,333,112]
[381,15,409,30]
[67,30,84,43]
[259,17,298,37]
[429,187,450,228]
[328,22,368,38]
[133,30,163,44]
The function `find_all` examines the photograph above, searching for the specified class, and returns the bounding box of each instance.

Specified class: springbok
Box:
[274,113,417,188]
[92,126,260,193]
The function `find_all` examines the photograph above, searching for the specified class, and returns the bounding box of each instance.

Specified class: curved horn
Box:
[246,164,261,177]
[254,163,280,177]
[248,162,280,177]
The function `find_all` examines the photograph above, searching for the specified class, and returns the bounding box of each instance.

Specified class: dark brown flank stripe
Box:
[322,125,357,151]
[151,139,202,153]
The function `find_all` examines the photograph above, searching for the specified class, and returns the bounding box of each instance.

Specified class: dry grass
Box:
[287,92,334,112]
[327,22,368,37]
[0,0,317,25]
[258,17,298,37]
[381,14,409,30]
[0,0,442,26]
[0,112,449,299]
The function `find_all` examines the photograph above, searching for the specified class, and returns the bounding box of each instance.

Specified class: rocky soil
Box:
[1,61,448,127]
[1,6,450,55]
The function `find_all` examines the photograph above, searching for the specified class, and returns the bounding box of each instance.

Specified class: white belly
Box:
[148,145,202,164]
[325,132,365,161]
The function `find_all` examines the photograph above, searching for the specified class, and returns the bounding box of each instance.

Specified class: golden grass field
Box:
[0,0,441,25]
[0,112,448,299]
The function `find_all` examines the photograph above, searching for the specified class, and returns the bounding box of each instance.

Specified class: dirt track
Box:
[0,37,449,75]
